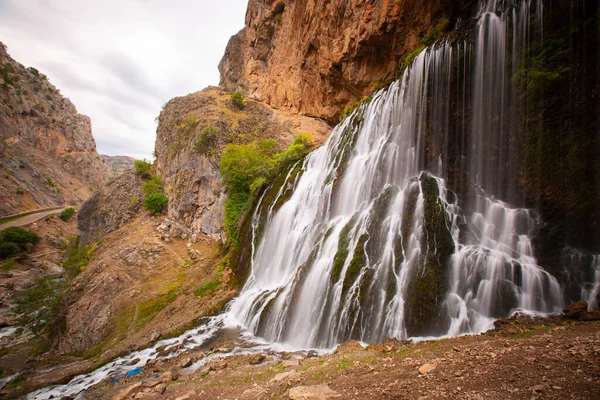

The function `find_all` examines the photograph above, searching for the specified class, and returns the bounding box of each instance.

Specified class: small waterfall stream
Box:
[26,0,598,398]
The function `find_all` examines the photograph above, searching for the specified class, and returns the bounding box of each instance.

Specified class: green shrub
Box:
[220,134,314,243]
[142,175,162,195]
[0,227,40,258]
[230,92,246,109]
[144,192,168,215]
[59,207,76,221]
[134,159,153,178]
[194,125,220,155]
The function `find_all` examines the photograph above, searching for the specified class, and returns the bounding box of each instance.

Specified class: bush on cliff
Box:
[219,134,314,245]
[230,92,246,109]
[0,227,40,258]
[134,159,153,178]
[144,192,169,216]
[59,207,76,221]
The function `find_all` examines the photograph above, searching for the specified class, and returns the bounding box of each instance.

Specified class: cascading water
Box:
[26,0,599,398]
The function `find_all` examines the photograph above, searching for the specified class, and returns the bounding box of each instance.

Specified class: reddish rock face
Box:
[219,0,468,123]
[0,42,110,214]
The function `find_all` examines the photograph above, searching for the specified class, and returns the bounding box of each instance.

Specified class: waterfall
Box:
[26,0,599,398]
[225,0,565,347]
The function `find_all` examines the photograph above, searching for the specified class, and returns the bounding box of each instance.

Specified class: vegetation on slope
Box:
[135,159,168,215]
[219,133,313,246]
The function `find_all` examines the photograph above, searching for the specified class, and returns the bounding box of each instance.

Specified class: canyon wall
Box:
[219,0,470,123]
[0,42,109,215]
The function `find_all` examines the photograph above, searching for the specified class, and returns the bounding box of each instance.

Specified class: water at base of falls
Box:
[25,0,599,398]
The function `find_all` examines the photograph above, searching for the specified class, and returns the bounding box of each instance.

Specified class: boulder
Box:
[288,385,342,399]
[563,301,588,319]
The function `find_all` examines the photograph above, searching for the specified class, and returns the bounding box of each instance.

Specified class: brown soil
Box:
[75,317,599,400]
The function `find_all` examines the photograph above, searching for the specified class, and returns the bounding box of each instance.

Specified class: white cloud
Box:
[0,0,248,159]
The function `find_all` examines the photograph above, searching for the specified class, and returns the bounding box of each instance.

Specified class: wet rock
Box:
[170,369,179,381]
[563,301,588,319]
[249,354,266,365]
[198,365,214,376]
[180,358,193,368]
[288,384,342,399]
[155,383,166,394]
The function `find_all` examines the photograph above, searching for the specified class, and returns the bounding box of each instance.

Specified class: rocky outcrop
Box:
[0,42,109,215]
[154,87,330,241]
[78,170,144,244]
[219,0,469,123]
[102,155,136,178]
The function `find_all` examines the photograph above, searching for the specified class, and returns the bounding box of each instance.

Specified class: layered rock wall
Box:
[219,0,469,123]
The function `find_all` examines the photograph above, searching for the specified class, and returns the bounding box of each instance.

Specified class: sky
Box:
[0,0,248,159]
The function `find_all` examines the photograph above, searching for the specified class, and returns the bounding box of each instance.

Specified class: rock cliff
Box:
[102,155,136,178]
[0,42,109,215]
[219,0,469,122]
[154,86,330,241]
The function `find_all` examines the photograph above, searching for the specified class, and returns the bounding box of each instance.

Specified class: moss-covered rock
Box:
[404,173,454,337]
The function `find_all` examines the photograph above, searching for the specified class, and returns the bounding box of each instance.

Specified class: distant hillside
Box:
[0,42,109,215]
[101,154,136,178]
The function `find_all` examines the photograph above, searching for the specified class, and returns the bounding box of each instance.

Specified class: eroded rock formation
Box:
[219,0,470,122]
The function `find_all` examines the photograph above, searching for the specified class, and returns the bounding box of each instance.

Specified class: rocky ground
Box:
[27,312,598,400]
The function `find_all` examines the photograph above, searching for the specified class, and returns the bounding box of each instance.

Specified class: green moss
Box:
[339,96,371,122]
[195,258,226,296]
[342,233,369,298]
[403,174,454,337]
[4,375,27,390]
[135,291,178,331]
[331,220,355,284]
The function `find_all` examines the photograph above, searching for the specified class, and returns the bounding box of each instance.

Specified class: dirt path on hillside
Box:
[0,206,70,231]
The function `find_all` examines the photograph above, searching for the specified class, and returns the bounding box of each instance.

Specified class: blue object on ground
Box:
[126,368,143,377]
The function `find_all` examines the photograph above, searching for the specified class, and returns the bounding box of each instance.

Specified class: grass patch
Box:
[0,216,21,225]
[62,236,95,277]
[4,375,27,390]
[511,325,554,339]
[1,258,17,271]
[195,258,227,297]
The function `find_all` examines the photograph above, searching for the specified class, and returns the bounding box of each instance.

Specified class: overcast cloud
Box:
[0,0,248,159]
